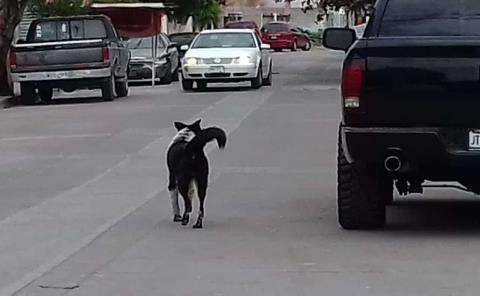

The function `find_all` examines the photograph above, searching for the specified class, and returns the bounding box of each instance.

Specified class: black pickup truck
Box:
[324,0,480,229]
[10,15,129,104]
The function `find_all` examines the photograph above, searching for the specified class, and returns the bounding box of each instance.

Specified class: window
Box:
[32,19,107,42]
[261,23,290,33]
[71,20,85,40]
[35,22,57,42]
[380,0,480,36]
[192,33,256,49]
[126,36,165,50]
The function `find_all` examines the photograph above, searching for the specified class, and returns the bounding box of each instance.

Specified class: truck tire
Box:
[38,87,53,102]
[102,75,116,101]
[20,83,37,105]
[337,130,386,229]
[115,79,129,98]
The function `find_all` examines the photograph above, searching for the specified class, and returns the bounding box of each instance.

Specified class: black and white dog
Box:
[166,119,226,228]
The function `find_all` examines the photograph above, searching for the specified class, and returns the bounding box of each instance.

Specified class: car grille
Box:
[204,73,231,78]
[201,58,234,64]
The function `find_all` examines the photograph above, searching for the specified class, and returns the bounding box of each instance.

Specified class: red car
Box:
[261,22,312,52]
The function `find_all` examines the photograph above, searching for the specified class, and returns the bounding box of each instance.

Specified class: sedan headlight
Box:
[234,56,253,65]
[185,57,198,65]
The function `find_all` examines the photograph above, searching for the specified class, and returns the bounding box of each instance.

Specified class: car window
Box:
[192,33,256,48]
[126,36,165,49]
[34,22,57,42]
[261,23,290,33]
[32,19,107,42]
[225,22,257,29]
[380,0,480,36]
[83,19,107,39]
[169,34,195,45]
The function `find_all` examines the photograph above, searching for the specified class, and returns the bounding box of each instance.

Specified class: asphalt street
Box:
[1,49,480,296]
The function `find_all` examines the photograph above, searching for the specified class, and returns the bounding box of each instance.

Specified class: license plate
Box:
[469,130,480,150]
[208,66,224,73]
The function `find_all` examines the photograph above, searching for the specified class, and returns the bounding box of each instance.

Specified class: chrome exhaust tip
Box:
[384,155,402,173]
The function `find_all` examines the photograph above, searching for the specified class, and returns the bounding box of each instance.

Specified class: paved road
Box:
[1,49,480,296]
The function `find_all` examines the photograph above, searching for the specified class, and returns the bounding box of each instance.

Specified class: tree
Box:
[169,0,222,30]
[0,0,30,95]
[193,0,221,29]
[29,0,88,17]
[300,0,375,24]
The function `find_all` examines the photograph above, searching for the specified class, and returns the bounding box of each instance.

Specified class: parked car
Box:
[224,21,261,36]
[168,32,197,60]
[180,29,273,91]
[261,22,311,52]
[324,0,480,229]
[10,15,129,104]
[126,33,179,84]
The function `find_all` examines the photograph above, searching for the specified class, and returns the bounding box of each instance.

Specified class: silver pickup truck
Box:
[10,15,129,104]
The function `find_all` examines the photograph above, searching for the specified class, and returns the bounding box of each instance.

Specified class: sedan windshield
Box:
[192,33,256,49]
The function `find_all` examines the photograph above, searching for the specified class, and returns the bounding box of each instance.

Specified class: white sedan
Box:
[180,29,273,91]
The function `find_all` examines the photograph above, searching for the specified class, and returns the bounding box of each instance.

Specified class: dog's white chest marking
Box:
[170,128,194,146]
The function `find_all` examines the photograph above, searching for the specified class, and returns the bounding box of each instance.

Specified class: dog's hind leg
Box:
[178,181,192,226]
[169,189,182,222]
[168,173,182,222]
[193,177,207,229]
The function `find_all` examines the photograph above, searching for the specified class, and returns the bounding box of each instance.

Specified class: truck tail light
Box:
[342,63,363,108]
[102,47,110,63]
[9,52,17,69]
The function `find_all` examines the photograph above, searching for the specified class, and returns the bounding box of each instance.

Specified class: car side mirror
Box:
[260,43,271,50]
[322,28,356,52]
[180,44,189,51]
[168,42,178,49]
[16,38,27,44]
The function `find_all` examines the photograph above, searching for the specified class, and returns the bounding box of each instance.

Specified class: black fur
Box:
[166,119,226,228]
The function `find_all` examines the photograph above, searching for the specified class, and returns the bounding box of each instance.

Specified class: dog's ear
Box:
[190,119,202,131]
[174,122,187,131]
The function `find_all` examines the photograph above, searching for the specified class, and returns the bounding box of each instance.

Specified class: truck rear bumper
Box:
[342,126,480,179]
[11,68,111,82]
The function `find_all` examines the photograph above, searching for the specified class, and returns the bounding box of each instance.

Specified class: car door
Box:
[105,20,129,78]
[290,28,306,48]
[162,34,179,72]
[254,32,270,77]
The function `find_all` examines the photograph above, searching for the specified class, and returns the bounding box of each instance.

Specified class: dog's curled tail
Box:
[187,127,227,152]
